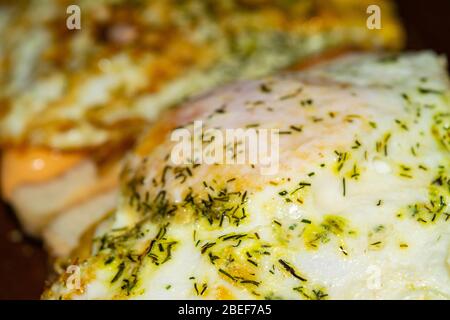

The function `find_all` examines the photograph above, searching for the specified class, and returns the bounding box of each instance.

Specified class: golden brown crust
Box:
[0,0,404,151]
[288,47,358,71]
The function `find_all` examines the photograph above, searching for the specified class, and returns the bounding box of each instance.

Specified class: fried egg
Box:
[44,52,450,300]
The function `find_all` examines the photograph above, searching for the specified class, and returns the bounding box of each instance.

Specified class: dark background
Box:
[1,0,450,300]
[396,0,450,64]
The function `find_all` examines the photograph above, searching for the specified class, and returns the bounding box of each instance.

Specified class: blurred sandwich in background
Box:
[0,0,403,257]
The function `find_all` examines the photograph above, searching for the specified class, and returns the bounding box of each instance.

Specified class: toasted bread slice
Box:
[1,148,121,255]
[43,188,118,257]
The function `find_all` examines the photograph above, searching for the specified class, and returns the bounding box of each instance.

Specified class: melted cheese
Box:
[44,52,450,300]
[1,147,86,199]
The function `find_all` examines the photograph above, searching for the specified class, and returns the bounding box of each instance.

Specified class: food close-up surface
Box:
[44,51,450,300]
[0,0,449,300]
[0,0,401,259]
